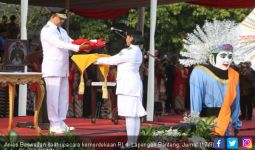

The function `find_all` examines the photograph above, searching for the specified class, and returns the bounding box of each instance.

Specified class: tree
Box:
[1,3,252,55]
[127,3,251,55]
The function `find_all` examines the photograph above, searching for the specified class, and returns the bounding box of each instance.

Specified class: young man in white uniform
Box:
[95,30,147,148]
[40,11,88,134]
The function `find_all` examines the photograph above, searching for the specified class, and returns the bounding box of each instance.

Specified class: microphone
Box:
[110,27,124,32]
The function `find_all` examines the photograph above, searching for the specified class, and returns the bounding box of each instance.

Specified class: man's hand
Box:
[79,43,90,51]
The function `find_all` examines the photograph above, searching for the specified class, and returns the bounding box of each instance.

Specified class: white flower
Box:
[181,112,200,124]
[152,128,182,143]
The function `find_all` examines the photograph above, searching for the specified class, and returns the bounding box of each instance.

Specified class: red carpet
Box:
[0,113,253,136]
[0,110,254,149]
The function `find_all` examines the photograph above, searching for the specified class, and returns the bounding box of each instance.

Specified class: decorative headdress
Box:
[180,20,239,67]
[236,8,255,67]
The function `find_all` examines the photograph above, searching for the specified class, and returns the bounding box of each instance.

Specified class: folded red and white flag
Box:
[72,38,105,51]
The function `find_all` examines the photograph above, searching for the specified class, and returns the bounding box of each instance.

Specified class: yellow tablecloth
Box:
[71,53,109,99]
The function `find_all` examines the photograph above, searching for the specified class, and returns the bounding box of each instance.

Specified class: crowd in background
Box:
[0,15,20,59]
[140,54,191,115]
[238,61,254,120]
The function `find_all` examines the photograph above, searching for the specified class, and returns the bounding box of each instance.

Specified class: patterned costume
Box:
[190,65,241,134]
[238,8,255,68]
[180,20,242,136]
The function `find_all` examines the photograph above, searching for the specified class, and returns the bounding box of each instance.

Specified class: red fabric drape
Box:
[71,9,129,20]
[189,0,255,8]
[1,0,255,20]
[69,67,75,104]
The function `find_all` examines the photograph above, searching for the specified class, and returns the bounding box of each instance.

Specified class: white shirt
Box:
[96,44,143,96]
[40,21,79,77]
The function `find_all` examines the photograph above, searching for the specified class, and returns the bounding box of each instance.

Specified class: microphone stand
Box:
[111,30,159,61]
[113,30,125,39]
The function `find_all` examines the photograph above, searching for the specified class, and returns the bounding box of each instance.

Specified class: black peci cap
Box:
[49,8,67,19]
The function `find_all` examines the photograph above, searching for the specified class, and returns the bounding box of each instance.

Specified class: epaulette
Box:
[44,25,50,28]
[118,51,123,56]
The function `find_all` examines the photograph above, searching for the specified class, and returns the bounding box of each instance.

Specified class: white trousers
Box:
[44,77,69,128]
[125,117,140,145]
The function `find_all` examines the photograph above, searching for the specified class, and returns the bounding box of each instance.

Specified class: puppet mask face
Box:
[214,51,233,70]
[209,44,233,70]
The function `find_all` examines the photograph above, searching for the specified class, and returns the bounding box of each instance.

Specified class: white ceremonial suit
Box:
[96,44,147,117]
[40,21,79,128]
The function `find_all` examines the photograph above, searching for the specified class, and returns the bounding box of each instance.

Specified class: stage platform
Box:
[0,114,181,136]
[0,111,254,150]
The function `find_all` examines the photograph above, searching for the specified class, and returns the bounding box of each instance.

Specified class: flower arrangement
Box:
[151,127,186,143]
[139,112,215,149]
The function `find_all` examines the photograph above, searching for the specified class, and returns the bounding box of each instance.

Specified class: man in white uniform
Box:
[40,10,88,134]
[95,30,147,148]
